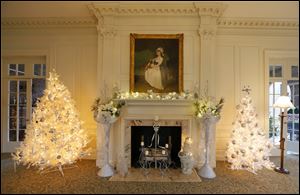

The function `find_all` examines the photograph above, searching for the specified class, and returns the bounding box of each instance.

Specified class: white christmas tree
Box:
[226,87,274,173]
[13,70,89,176]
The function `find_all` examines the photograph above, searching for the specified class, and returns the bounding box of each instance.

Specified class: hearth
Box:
[131,126,182,168]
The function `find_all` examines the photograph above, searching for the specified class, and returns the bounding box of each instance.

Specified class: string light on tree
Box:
[225,86,274,174]
[12,70,90,176]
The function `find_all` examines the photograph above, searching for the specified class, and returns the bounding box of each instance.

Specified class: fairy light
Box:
[225,92,274,173]
[12,70,90,175]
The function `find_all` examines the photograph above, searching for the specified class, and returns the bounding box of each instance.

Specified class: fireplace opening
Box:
[131,126,182,168]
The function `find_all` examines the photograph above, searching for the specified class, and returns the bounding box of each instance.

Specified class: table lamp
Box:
[273,96,295,174]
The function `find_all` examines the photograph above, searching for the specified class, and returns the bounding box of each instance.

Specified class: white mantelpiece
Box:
[96,99,217,169]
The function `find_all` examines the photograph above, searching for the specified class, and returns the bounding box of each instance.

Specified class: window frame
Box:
[1,51,50,153]
[264,50,299,155]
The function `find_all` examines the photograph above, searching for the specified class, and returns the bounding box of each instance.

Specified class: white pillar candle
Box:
[141,141,144,147]
[162,150,166,155]
[145,151,149,155]
[165,144,169,149]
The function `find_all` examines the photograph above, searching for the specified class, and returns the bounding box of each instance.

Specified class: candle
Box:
[162,150,166,155]
[141,141,144,147]
[145,151,149,155]
[165,144,169,149]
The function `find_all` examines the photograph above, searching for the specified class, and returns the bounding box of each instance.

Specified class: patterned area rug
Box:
[1,154,299,194]
[109,168,201,182]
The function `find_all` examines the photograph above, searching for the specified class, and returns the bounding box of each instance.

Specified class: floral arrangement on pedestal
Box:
[92,98,125,124]
[194,95,224,179]
[194,96,224,118]
[92,98,125,177]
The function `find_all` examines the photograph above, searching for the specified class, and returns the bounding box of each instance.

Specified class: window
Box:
[287,80,299,142]
[269,82,282,144]
[34,64,46,76]
[269,65,283,78]
[291,65,299,78]
[8,64,25,76]
[268,58,299,151]
[6,62,46,142]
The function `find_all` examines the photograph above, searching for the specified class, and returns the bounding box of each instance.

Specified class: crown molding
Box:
[194,2,226,18]
[217,18,299,30]
[88,2,226,17]
[88,3,196,16]
[1,16,298,33]
[1,17,96,29]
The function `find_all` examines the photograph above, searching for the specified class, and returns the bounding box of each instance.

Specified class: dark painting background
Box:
[134,38,179,92]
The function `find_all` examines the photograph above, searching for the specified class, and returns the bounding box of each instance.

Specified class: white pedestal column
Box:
[98,123,114,177]
[198,116,219,179]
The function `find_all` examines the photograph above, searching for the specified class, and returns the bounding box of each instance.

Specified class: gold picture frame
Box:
[130,33,183,93]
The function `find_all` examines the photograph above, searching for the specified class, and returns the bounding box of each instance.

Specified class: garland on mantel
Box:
[92,87,225,122]
[113,90,197,100]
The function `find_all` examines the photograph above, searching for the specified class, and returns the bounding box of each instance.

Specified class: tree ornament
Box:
[12,70,90,176]
[225,87,274,173]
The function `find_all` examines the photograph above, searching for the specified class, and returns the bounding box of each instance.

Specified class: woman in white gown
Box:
[145,47,164,90]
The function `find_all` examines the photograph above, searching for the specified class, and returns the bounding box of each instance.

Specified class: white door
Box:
[2,79,31,152]
[268,57,299,155]
[286,65,299,153]
[1,56,46,153]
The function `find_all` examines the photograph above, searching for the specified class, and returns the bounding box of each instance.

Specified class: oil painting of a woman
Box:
[130,34,183,93]
[144,47,164,90]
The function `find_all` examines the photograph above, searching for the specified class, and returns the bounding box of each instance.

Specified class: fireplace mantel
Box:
[96,98,217,170]
[120,99,194,106]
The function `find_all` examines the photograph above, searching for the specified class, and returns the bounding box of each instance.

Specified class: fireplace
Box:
[96,99,216,170]
[131,126,182,168]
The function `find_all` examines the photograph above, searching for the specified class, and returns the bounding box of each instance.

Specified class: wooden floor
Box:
[1,154,299,194]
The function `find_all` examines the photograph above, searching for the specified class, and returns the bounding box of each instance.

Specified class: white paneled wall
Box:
[215,35,298,159]
[1,28,98,155]
[1,5,298,159]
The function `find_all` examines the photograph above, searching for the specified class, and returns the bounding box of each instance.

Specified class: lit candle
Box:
[141,141,144,147]
[145,151,149,155]
[162,150,166,155]
[165,144,169,149]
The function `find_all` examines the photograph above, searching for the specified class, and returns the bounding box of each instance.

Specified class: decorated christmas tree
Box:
[226,87,274,173]
[13,70,89,176]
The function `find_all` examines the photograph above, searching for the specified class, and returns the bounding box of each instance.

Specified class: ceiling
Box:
[1,1,299,19]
